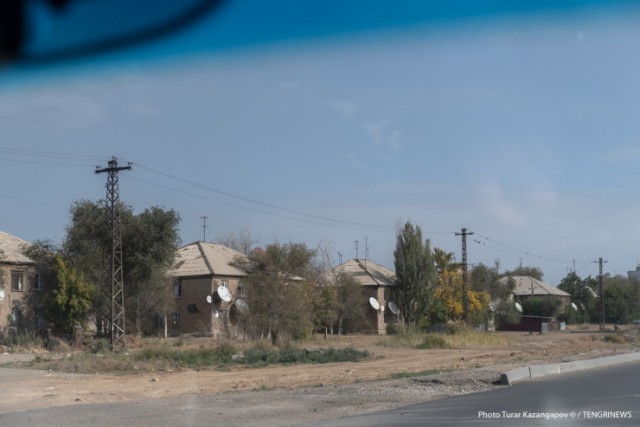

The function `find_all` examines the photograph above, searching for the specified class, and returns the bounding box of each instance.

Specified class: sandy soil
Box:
[0,327,637,425]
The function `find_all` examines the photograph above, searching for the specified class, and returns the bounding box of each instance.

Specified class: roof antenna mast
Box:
[200,216,208,242]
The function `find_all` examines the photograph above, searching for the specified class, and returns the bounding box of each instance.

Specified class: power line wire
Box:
[124,175,392,233]
[133,162,394,232]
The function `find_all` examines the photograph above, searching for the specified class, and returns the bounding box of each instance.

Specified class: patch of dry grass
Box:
[378,328,512,350]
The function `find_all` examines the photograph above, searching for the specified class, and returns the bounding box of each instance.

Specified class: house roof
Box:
[169,242,248,278]
[0,231,34,265]
[500,276,570,298]
[335,259,395,287]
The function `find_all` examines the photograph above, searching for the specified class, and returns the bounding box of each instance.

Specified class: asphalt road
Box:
[307,361,640,427]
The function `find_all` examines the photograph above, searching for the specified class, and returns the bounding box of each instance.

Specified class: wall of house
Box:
[361,286,394,335]
[170,276,247,338]
[0,265,46,337]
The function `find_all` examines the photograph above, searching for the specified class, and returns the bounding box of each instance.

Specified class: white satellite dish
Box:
[235,298,249,314]
[388,301,399,315]
[571,302,578,311]
[515,302,523,313]
[369,297,380,310]
[206,295,212,304]
[217,286,232,303]
[0,289,4,301]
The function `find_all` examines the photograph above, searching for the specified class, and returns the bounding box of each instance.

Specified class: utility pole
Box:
[95,157,132,349]
[595,257,608,330]
[455,227,474,320]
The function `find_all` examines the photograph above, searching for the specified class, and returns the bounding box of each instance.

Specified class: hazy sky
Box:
[2,1,640,284]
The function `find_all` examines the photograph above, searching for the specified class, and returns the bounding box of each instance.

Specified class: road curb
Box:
[500,351,640,385]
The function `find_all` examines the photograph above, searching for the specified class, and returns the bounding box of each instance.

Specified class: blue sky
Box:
[2,1,640,284]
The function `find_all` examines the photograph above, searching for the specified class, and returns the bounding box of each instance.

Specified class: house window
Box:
[34,273,43,291]
[221,281,229,288]
[173,311,181,328]
[237,282,247,298]
[174,281,182,298]
[221,310,229,326]
[11,271,25,291]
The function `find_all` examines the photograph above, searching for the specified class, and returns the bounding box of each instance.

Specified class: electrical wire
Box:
[133,162,395,232]
[473,232,576,264]
[124,174,393,233]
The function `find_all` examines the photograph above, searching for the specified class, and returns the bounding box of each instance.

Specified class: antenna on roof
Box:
[365,237,369,268]
[200,216,208,242]
[338,252,343,264]
[355,240,359,260]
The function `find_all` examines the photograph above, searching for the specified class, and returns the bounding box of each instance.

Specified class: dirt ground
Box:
[1,326,638,426]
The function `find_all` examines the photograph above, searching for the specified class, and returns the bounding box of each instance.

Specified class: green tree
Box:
[504,266,543,280]
[311,285,339,336]
[318,256,367,335]
[602,276,640,324]
[393,222,436,326]
[520,297,562,317]
[558,272,595,323]
[235,243,316,344]
[63,200,181,336]
[46,256,93,334]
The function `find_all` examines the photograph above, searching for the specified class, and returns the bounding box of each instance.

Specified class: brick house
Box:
[0,231,46,336]
[167,242,249,337]
[332,259,396,334]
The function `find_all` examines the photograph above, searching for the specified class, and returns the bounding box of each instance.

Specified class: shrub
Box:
[604,334,625,344]
[416,334,450,349]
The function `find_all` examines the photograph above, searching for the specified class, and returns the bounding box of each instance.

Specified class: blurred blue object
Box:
[2,0,636,65]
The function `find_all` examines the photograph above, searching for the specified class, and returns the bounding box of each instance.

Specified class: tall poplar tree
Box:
[393,222,436,325]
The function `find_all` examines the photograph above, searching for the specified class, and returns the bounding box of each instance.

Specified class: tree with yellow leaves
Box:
[431,248,489,322]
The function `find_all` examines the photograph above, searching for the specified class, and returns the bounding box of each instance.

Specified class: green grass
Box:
[18,343,370,373]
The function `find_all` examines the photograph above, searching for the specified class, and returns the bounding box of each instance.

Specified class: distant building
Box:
[628,265,640,282]
[499,275,571,306]
[330,259,396,334]
[167,242,249,337]
[0,231,47,336]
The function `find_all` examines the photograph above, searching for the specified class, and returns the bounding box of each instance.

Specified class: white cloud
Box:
[363,120,400,150]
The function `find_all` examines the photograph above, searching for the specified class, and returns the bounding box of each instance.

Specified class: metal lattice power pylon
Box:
[96,157,132,348]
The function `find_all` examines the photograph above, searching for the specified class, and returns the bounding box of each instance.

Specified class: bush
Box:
[604,334,625,344]
[91,338,110,354]
[416,334,450,349]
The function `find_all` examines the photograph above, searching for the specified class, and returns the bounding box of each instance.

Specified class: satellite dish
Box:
[206,295,212,304]
[0,289,4,301]
[235,298,249,314]
[515,302,523,313]
[217,286,232,303]
[571,302,578,311]
[369,297,380,310]
[388,301,399,315]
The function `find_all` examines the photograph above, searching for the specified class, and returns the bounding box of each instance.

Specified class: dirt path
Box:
[0,329,636,425]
